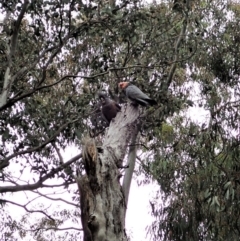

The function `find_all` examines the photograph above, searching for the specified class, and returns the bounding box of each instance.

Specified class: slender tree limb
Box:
[11,0,29,54]
[52,142,64,164]
[0,57,11,107]
[3,173,75,189]
[164,16,188,91]
[3,198,55,221]
[58,0,64,45]
[31,189,79,207]
[0,153,82,193]
[0,160,9,170]
[122,124,140,208]
[23,226,82,232]
[0,0,29,108]
[24,194,43,206]
[40,182,75,188]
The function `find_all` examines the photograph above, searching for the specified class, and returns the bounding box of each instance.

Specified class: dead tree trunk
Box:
[76,103,140,241]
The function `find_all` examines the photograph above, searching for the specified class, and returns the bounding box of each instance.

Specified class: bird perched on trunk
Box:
[118,82,157,106]
[98,92,121,124]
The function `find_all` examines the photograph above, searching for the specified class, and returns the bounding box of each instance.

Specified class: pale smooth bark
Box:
[0,0,29,108]
[122,125,139,207]
[76,103,140,241]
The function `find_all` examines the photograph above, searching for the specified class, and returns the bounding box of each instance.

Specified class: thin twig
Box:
[4,199,55,221]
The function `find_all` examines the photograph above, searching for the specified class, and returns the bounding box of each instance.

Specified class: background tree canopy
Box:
[0,0,240,240]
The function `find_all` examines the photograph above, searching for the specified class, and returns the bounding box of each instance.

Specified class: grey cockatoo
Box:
[118,82,157,106]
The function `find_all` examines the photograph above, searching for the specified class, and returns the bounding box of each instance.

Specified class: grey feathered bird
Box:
[118,82,157,106]
[98,92,121,124]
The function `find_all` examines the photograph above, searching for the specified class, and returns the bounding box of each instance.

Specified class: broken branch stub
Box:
[77,103,140,241]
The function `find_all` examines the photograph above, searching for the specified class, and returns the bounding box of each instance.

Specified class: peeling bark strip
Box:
[76,104,140,241]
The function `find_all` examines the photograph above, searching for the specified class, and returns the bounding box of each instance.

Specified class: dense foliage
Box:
[1,0,240,240]
[145,2,240,241]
